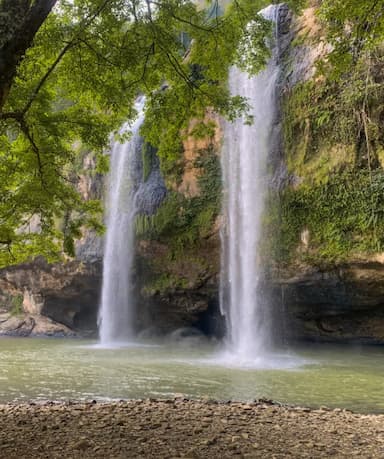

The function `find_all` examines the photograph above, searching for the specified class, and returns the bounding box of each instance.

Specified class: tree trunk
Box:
[0,0,58,110]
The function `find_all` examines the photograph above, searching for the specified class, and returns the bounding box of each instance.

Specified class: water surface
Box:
[0,337,383,413]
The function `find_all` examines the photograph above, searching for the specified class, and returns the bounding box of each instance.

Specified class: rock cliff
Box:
[267,2,384,343]
[1,2,384,344]
[268,259,384,343]
[134,112,223,336]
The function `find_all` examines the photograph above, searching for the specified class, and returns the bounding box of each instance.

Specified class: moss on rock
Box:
[275,42,384,266]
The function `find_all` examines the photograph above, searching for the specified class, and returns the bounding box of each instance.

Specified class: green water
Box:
[0,337,383,413]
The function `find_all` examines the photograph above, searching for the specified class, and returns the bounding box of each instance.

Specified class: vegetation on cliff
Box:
[276,0,384,265]
[136,142,221,294]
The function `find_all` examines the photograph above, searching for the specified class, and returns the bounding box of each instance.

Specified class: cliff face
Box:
[135,235,221,336]
[134,113,223,336]
[267,260,384,344]
[267,3,384,343]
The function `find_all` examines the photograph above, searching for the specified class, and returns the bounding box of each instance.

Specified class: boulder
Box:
[0,311,75,337]
[0,257,101,336]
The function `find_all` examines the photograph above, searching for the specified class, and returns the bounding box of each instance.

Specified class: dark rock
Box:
[269,260,384,344]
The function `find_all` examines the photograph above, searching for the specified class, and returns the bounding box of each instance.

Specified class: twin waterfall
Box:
[220,4,281,360]
[98,98,145,345]
[98,5,282,359]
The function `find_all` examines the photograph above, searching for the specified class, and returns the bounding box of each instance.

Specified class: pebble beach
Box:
[1,399,384,458]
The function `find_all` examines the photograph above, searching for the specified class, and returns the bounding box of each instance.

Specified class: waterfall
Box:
[98,97,145,345]
[220,5,281,361]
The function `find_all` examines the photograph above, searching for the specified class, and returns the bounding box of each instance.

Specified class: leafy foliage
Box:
[277,170,384,264]
[10,294,23,316]
[277,0,384,265]
[284,52,384,175]
[318,0,384,79]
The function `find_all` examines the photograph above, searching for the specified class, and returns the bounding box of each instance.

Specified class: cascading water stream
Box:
[98,97,145,345]
[220,5,281,362]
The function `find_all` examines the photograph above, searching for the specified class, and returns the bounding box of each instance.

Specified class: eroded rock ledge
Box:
[0,311,75,337]
[0,257,101,337]
[271,259,384,344]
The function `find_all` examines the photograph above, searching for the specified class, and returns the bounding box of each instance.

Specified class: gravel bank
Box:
[0,399,383,458]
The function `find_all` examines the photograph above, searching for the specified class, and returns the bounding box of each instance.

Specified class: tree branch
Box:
[22,41,75,115]
[18,118,45,186]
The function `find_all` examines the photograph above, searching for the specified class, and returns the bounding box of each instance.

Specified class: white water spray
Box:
[220,5,281,361]
[98,98,145,345]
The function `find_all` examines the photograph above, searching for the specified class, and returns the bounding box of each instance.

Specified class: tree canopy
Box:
[0,0,273,266]
[318,0,384,78]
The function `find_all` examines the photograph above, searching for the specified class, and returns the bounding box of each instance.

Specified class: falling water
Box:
[220,5,282,361]
[98,97,145,345]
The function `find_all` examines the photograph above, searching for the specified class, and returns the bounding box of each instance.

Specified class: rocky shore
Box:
[1,399,384,458]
